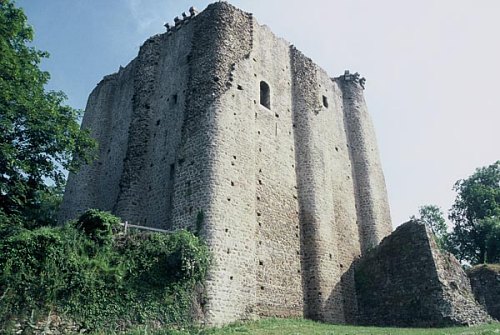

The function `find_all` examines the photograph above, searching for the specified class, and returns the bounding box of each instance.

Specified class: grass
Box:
[115,318,500,335]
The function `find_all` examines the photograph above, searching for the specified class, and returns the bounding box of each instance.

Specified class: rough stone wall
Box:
[60,63,136,221]
[233,24,303,318]
[355,221,492,327]
[290,48,361,323]
[59,1,393,326]
[338,76,392,251]
[114,34,164,226]
[468,264,500,321]
[189,4,256,324]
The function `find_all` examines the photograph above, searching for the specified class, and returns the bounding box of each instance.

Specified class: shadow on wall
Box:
[326,261,359,324]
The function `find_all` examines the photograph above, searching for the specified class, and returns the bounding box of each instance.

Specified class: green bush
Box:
[75,208,121,246]
[0,209,210,332]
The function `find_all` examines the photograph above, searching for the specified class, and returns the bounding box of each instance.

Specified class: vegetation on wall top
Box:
[0,209,211,332]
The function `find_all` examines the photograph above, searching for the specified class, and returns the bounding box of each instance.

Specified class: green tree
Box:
[411,204,448,249]
[448,161,500,264]
[0,0,96,227]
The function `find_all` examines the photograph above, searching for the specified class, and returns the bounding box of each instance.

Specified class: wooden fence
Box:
[119,221,174,234]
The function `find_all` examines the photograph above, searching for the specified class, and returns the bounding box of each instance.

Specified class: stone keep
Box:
[60,2,392,326]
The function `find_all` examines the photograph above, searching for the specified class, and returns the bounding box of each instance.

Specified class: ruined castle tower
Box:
[60,2,392,326]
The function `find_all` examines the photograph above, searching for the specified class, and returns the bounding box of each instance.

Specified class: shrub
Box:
[75,209,121,246]
[0,210,210,332]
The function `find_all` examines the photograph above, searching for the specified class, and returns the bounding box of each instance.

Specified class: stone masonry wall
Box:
[189,3,256,324]
[114,34,164,226]
[355,221,492,327]
[338,76,392,252]
[468,264,500,321]
[291,48,359,323]
[59,63,136,221]
[59,1,393,326]
[250,24,302,318]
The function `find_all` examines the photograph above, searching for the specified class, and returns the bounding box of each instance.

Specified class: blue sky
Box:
[17,0,500,228]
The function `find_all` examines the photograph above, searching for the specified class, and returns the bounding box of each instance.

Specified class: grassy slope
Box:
[119,318,500,335]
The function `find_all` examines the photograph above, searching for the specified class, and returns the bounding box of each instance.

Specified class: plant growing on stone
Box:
[75,209,120,246]
[0,210,210,332]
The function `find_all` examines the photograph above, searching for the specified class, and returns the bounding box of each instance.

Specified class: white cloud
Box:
[126,0,165,33]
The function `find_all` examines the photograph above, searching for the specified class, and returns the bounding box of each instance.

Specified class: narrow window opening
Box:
[259,81,271,109]
[169,164,175,180]
[173,94,178,104]
[322,95,329,108]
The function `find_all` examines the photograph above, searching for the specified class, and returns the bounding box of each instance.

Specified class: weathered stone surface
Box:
[59,2,392,326]
[5,314,84,335]
[468,264,500,321]
[355,220,492,327]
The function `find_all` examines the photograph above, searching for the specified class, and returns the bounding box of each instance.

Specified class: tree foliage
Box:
[0,0,96,226]
[411,204,448,249]
[448,161,500,264]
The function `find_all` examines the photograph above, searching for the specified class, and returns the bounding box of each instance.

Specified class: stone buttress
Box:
[338,74,392,251]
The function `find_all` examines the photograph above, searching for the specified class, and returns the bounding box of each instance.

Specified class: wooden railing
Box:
[119,221,174,234]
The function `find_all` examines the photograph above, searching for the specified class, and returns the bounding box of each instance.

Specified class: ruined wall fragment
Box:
[468,264,500,321]
[355,221,492,327]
